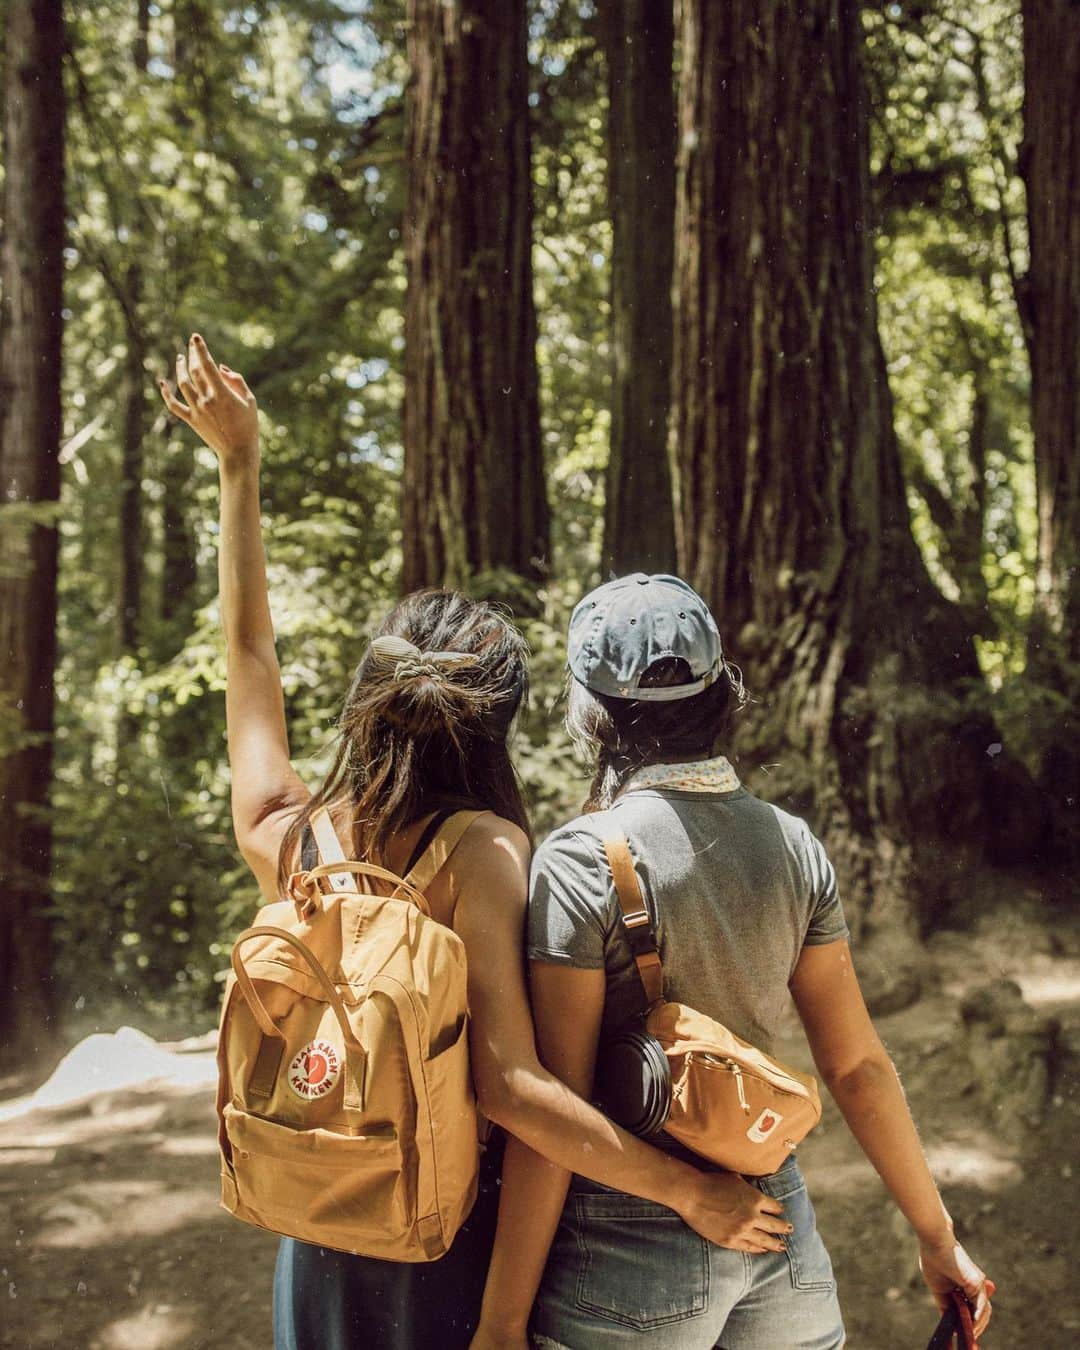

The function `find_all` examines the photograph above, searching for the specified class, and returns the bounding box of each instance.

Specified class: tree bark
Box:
[402,0,549,595]
[599,0,676,575]
[671,0,1044,953]
[0,0,65,1055]
[120,8,151,655]
[1021,0,1080,851]
[119,276,147,654]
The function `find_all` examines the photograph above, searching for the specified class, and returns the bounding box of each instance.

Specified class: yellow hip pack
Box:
[593,833,821,1177]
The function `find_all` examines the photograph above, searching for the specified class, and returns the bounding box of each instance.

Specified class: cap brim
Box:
[572,664,721,702]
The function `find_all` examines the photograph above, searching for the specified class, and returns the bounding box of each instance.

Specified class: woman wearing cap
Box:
[471,574,994,1349]
[159,347,797,1350]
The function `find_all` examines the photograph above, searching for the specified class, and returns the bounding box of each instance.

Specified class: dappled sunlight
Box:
[924,1140,1023,1189]
[94,1305,197,1350]
[156,1134,219,1158]
[0,1028,217,1125]
[1014,967,1080,1009]
[2,1101,170,1151]
[37,1179,216,1250]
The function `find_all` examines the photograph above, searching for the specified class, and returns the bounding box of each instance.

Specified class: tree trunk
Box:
[1021,0,1080,852]
[119,4,151,655]
[402,0,548,595]
[0,0,65,1056]
[119,280,147,655]
[599,0,676,575]
[671,0,1044,961]
[160,446,199,632]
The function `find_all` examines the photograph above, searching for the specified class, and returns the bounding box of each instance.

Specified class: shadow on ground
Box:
[2,902,1079,1348]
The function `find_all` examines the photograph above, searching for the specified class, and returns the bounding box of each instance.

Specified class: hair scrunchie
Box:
[369,633,478,682]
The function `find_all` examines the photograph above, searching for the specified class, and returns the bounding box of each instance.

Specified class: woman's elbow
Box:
[474,1063,531,1129]
[822,1050,898,1099]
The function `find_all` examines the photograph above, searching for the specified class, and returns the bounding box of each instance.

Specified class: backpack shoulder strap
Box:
[601,832,664,1008]
[309,806,354,893]
[402,809,486,894]
[403,811,453,879]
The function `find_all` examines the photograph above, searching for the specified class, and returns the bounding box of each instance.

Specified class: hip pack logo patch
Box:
[287,1038,342,1100]
[747,1107,783,1143]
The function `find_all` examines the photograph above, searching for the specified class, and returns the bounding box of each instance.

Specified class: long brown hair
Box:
[278,590,530,887]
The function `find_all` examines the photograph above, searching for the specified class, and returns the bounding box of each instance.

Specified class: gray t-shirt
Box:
[527,781,847,1057]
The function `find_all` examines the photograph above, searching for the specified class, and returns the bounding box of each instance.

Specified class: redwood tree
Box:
[1021,0,1080,849]
[402,0,548,592]
[599,0,676,574]
[671,0,1043,954]
[0,0,65,1052]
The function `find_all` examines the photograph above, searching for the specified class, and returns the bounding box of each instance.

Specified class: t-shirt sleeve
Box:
[526,826,610,969]
[801,828,849,946]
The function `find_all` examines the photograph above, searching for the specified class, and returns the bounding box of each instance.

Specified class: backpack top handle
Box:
[301,806,432,913]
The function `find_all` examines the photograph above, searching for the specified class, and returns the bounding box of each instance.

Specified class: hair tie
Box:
[369,634,478,682]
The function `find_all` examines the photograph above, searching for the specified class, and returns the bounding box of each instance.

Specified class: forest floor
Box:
[2,899,1078,1350]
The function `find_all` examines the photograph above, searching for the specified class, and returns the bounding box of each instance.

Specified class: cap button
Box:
[637,578,649,586]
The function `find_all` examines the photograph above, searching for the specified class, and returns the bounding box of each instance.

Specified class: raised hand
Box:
[158,333,259,466]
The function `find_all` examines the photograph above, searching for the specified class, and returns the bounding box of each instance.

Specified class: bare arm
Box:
[790,940,993,1337]
[159,335,308,892]
[454,820,788,1345]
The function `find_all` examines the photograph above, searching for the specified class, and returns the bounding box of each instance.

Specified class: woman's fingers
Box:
[972,1279,994,1337]
[757,1195,784,1217]
[176,352,199,407]
[158,377,193,425]
[756,1211,794,1236]
[187,332,226,398]
[219,363,254,400]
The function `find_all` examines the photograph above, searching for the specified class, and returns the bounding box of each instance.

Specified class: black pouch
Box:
[594,1025,672,1138]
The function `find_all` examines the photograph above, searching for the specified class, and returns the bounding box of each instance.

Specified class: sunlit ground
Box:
[2,915,1078,1349]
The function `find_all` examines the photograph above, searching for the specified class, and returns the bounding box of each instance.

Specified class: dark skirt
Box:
[272,1137,503,1350]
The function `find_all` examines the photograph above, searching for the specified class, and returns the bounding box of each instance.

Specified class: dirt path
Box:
[3,909,1078,1349]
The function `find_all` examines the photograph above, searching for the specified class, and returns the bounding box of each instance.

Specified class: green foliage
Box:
[867,0,1037,689]
[25,0,1064,1028]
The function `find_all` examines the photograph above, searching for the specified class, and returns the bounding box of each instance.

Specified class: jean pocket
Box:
[573,1193,710,1330]
[777,1185,835,1292]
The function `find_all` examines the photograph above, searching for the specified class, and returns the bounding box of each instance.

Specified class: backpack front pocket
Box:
[223,1103,408,1242]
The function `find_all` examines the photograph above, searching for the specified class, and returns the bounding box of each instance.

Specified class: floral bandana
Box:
[626,755,741,795]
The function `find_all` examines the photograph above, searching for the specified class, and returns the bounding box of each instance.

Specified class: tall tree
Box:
[119,0,152,654]
[599,0,676,574]
[1021,0,1080,849]
[671,0,1042,962]
[0,0,66,1053]
[402,0,549,593]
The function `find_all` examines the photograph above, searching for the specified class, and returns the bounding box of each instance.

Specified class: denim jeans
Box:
[530,1154,844,1350]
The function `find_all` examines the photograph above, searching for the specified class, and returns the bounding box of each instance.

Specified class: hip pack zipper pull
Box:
[731,1061,750,1115]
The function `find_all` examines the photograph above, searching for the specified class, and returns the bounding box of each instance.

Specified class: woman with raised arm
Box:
[158,340,794,1350]
[472,574,995,1349]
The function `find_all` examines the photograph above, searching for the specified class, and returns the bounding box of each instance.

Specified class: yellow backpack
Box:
[216,807,482,1261]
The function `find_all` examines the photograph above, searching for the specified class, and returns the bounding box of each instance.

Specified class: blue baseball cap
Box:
[567,574,723,702]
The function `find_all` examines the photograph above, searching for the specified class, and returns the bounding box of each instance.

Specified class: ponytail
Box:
[276,591,530,889]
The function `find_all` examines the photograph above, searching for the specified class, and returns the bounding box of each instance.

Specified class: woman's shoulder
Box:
[454,809,531,866]
[531,811,614,879]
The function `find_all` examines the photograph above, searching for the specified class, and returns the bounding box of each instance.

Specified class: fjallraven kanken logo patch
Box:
[747,1107,783,1143]
[287,1038,342,1100]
